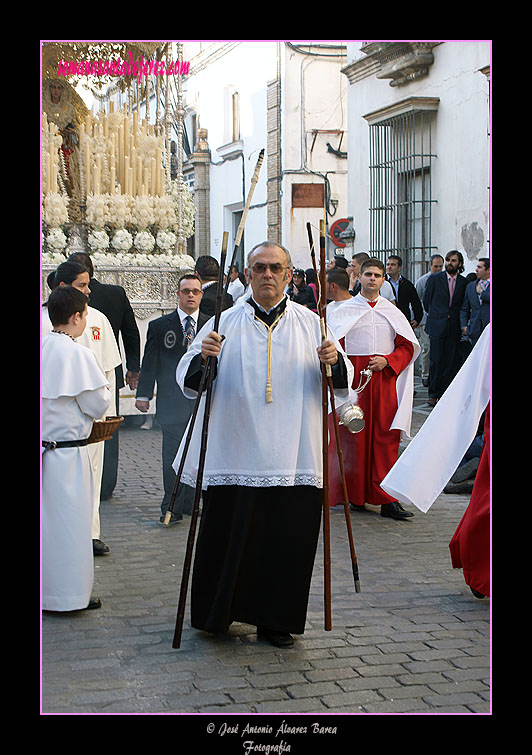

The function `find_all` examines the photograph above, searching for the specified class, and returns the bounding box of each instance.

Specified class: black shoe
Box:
[349,503,365,512]
[93,539,110,555]
[450,457,479,484]
[86,598,102,610]
[470,587,487,599]
[444,481,475,494]
[380,502,413,520]
[257,627,294,647]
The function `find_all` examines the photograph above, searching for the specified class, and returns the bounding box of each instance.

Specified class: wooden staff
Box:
[172,232,228,649]
[163,148,265,528]
[307,221,361,599]
[318,220,333,630]
[170,150,265,648]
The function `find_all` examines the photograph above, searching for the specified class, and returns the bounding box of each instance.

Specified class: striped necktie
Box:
[183,315,195,347]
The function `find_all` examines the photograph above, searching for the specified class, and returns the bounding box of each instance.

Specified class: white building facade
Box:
[181,41,349,271]
[341,41,491,279]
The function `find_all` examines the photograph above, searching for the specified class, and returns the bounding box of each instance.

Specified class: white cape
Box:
[380,325,490,512]
[327,294,420,438]
[173,298,353,490]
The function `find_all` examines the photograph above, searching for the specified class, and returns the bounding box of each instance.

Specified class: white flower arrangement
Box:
[86,193,108,229]
[86,252,195,269]
[155,229,177,251]
[46,228,67,252]
[88,230,110,252]
[132,195,155,230]
[42,251,67,266]
[153,195,177,230]
[134,230,155,253]
[136,132,164,171]
[43,193,70,227]
[105,111,125,133]
[111,229,133,252]
[107,194,133,228]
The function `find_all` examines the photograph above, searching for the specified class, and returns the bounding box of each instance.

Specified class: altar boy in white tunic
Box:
[42,286,111,611]
[42,262,122,555]
[174,241,353,648]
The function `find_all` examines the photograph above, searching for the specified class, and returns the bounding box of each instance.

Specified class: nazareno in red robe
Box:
[448,402,490,597]
[328,326,414,508]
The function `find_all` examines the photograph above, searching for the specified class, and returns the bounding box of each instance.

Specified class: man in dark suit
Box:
[423,250,468,405]
[194,255,233,316]
[68,252,141,501]
[135,274,209,524]
[385,255,424,328]
[460,258,490,346]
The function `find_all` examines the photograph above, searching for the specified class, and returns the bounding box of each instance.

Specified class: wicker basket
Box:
[87,416,124,445]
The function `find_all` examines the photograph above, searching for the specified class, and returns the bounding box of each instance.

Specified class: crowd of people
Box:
[41,241,490,645]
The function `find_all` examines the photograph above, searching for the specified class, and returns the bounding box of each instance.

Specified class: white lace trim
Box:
[180,473,323,489]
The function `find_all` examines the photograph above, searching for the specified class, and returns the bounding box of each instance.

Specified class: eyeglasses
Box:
[251,263,288,275]
[179,288,203,296]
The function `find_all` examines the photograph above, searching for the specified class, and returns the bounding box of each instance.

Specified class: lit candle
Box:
[124,116,129,158]
[85,140,91,195]
[137,156,142,197]
[96,156,102,194]
[133,110,138,146]
[131,146,136,196]
[46,152,51,194]
[150,158,156,195]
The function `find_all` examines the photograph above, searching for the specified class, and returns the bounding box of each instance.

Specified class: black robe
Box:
[185,296,347,635]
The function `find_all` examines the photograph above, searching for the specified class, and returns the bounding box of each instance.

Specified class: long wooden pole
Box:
[307,221,361,597]
[318,220,332,631]
[172,232,228,649]
[169,150,265,648]
[163,148,265,528]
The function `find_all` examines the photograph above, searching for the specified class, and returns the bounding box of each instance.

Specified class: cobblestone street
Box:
[41,379,490,722]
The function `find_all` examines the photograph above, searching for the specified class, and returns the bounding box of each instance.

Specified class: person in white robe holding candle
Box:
[42,286,111,612]
[174,241,353,648]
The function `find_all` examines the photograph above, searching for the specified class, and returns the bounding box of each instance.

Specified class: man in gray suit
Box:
[460,258,490,346]
[135,274,209,524]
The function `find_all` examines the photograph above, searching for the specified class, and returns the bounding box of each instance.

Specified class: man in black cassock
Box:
[174,241,352,647]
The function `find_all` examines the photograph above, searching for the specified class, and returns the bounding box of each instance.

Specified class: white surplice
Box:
[42,333,111,611]
[42,305,121,538]
[380,325,490,512]
[326,294,420,438]
[173,298,353,490]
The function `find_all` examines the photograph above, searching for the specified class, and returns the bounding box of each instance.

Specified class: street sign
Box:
[329,218,350,248]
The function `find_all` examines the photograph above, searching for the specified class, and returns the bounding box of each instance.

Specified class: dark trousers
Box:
[100,430,119,499]
[428,333,461,400]
[100,382,120,499]
[161,422,194,518]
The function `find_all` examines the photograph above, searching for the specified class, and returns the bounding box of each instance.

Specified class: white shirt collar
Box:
[177,307,199,325]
